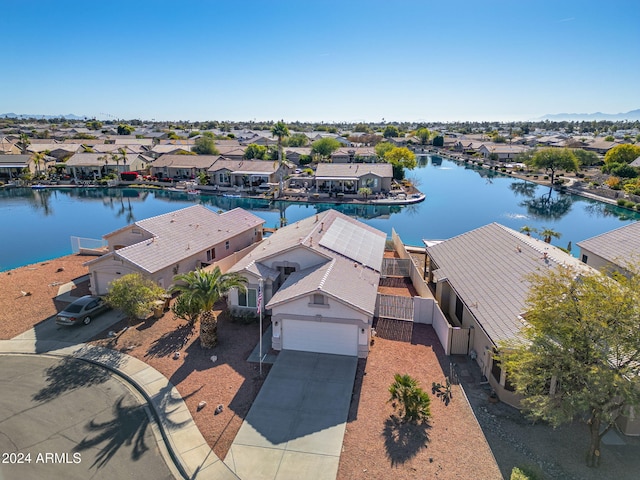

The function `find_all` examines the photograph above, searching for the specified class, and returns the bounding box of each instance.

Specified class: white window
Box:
[225,240,230,250]
[313,293,325,305]
[206,248,216,262]
[238,288,257,308]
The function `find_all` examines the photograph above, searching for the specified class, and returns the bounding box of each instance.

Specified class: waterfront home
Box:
[207,158,289,189]
[330,147,377,163]
[314,162,392,194]
[577,221,640,278]
[227,209,385,358]
[150,154,219,180]
[86,205,264,296]
[424,223,587,406]
[0,154,35,180]
[582,138,619,154]
[64,153,148,179]
[478,143,530,161]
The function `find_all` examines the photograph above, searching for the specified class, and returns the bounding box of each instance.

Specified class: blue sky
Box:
[2,0,639,122]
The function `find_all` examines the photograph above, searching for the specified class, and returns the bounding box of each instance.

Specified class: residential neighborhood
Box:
[2,115,640,480]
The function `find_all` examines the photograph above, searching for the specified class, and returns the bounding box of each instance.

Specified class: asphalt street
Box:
[0,355,179,480]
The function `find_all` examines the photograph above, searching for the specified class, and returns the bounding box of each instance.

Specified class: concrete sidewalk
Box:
[0,338,238,480]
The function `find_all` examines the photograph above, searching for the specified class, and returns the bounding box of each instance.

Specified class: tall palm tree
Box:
[388,373,431,423]
[170,267,247,348]
[19,133,30,154]
[271,121,290,193]
[32,151,46,177]
[540,227,561,244]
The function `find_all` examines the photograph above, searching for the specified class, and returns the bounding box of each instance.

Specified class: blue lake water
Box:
[1,155,638,271]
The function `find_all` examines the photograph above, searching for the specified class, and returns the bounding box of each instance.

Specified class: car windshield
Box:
[65,304,84,313]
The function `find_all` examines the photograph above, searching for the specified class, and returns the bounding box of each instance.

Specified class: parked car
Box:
[56,295,109,326]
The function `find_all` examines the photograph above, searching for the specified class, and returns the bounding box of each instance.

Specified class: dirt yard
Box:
[338,322,502,480]
[0,254,90,339]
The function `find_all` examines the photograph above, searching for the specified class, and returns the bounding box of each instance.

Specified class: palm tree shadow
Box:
[75,396,150,469]
[33,348,125,402]
[382,415,431,467]
[145,322,195,358]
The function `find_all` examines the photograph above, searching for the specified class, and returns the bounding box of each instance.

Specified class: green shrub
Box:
[617,198,627,206]
[510,464,543,480]
[635,204,640,211]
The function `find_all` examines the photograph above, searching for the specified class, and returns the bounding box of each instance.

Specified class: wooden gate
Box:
[449,327,471,354]
[376,294,414,321]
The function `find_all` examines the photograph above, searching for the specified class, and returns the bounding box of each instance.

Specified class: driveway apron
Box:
[224,351,357,480]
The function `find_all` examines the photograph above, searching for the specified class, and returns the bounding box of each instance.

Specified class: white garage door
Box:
[282,319,358,356]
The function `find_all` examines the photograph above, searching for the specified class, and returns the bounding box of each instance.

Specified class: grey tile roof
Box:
[112,206,264,274]
[0,154,31,166]
[577,222,640,268]
[315,163,392,179]
[208,158,278,174]
[230,209,386,311]
[152,154,220,169]
[65,153,109,167]
[267,255,380,315]
[427,223,586,345]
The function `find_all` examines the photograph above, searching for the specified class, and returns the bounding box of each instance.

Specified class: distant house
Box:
[227,209,385,357]
[148,144,193,157]
[314,163,393,194]
[582,139,619,154]
[479,144,530,161]
[577,222,640,277]
[283,147,311,165]
[425,223,586,406]
[207,158,289,188]
[216,146,246,160]
[0,154,34,180]
[64,153,148,178]
[0,138,20,155]
[27,143,80,161]
[86,205,265,296]
[150,154,219,180]
[330,147,377,163]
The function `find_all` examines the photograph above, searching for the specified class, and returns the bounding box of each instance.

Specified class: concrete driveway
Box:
[0,355,179,480]
[12,308,126,353]
[224,351,357,480]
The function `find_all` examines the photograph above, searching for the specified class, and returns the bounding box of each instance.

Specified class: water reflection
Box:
[520,187,573,220]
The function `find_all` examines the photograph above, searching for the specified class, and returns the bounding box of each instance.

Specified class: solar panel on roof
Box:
[319,217,384,271]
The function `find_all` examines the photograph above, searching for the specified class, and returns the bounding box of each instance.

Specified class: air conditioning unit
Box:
[469,350,478,360]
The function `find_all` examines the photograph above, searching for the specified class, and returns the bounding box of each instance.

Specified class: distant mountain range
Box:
[1,113,87,120]
[540,109,640,121]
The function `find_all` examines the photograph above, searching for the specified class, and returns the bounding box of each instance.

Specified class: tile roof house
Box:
[227,209,386,357]
[314,162,393,194]
[207,158,289,189]
[425,223,587,405]
[0,154,35,179]
[150,154,220,180]
[86,205,265,296]
[478,144,530,160]
[65,152,148,178]
[577,221,640,277]
[330,147,377,163]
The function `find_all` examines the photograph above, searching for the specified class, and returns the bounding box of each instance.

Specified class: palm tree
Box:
[32,151,46,178]
[388,373,431,423]
[520,225,538,237]
[540,227,561,243]
[18,133,30,154]
[271,121,290,193]
[170,267,247,348]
